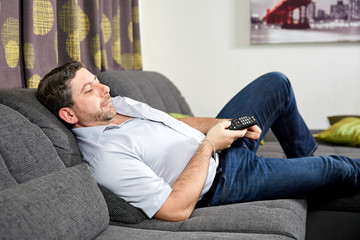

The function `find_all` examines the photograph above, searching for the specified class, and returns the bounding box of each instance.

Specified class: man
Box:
[37,61,360,222]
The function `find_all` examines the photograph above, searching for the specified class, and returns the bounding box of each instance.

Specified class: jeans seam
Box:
[263,98,283,138]
[220,175,227,204]
[307,142,318,157]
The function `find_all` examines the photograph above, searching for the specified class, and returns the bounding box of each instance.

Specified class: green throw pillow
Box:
[327,115,360,125]
[313,117,360,147]
[168,113,190,119]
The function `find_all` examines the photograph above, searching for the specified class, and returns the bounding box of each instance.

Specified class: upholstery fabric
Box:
[0,104,65,185]
[0,164,109,240]
[99,225,294,240]
[0,89,82,167]
[0,154,18,191]
[97,70,194,116]
[111,199,307,240]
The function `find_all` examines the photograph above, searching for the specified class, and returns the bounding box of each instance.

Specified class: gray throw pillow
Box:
[98,184,147,224]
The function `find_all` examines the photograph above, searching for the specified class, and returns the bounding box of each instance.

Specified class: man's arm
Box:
[177,117,226,134]
[178,116,261,141]
[153,138,214,221]
[154,120,260,222]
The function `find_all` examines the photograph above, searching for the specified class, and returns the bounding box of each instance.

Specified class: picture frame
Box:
[251,0,360,44]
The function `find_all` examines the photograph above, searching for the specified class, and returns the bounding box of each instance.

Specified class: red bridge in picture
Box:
[263,0,313,29]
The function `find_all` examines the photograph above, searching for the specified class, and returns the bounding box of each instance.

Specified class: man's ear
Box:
[58,107,78,124]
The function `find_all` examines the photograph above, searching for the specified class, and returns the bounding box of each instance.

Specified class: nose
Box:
[102,83,110,95]
[97,82,110,96]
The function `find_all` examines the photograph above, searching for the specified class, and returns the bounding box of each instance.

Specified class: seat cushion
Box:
[99,225,295,240]
[112,199,307,240]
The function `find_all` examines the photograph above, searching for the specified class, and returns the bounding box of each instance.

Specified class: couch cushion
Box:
[0,89,82,167]
[97,70,193,116]
[99,225,294,240]
[0,164,109,239]
[112,199,307,240]
[258,130,360,159]
[0,104,65,186]
[0,154,18,190]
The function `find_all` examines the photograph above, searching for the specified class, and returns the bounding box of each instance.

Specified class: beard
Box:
[95,108,116,122]
[74,97,117,124]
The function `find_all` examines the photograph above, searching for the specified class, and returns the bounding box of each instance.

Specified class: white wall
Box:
[139,0,360,129]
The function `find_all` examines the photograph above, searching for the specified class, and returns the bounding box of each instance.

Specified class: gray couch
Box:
[0,70,359,240]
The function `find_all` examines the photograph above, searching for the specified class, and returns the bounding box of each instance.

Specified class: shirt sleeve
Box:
[89,149,172,218]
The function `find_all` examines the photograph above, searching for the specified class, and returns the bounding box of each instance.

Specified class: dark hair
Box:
[37,61,83,117]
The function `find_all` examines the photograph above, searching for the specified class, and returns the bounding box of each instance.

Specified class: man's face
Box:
[66,68,116,127]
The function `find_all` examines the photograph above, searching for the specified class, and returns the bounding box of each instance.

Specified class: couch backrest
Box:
[0,92,109,239]
[97,70,194,116]
[0,104,65,189]
[0,89,82,167]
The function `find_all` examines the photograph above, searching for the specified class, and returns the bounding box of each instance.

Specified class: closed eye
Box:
[84,84,93,93]
[81,75,98,94]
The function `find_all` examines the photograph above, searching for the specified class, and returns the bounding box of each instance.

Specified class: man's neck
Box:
[111,113,134,125]
[72,113,134,128]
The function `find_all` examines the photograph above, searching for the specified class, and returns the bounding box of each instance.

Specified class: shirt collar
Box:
[71,96,144,144]
[72,125,114,144]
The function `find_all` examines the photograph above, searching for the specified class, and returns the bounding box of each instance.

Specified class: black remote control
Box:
[227,116,258,130]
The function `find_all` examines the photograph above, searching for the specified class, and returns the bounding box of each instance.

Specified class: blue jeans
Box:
[208,72,360,206]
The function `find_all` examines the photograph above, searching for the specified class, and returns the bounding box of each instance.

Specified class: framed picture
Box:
[251,0,360,44]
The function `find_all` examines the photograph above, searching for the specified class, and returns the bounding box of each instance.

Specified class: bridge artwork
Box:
[263,0,313,29]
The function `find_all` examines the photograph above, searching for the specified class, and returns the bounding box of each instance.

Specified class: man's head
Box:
[37,61,117,128]
[37,61,82,118]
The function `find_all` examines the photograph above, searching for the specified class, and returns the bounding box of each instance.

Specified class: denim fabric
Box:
[209,72,360,206]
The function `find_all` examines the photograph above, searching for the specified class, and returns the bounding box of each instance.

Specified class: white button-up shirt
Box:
[72,96,217,218]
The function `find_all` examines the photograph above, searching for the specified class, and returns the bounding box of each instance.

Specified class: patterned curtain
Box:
[0,0,142,89]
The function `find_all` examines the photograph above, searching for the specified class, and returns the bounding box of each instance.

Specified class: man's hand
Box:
[206,120,262,152]
[205,120,246,151]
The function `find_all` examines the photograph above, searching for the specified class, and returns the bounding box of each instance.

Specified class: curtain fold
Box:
[0,0,142,89]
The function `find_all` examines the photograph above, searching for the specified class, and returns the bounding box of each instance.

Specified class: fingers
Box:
[248,125,262,134]
[244,125,261,140]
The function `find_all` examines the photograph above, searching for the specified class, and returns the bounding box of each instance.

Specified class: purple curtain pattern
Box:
[0,0,142,89]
